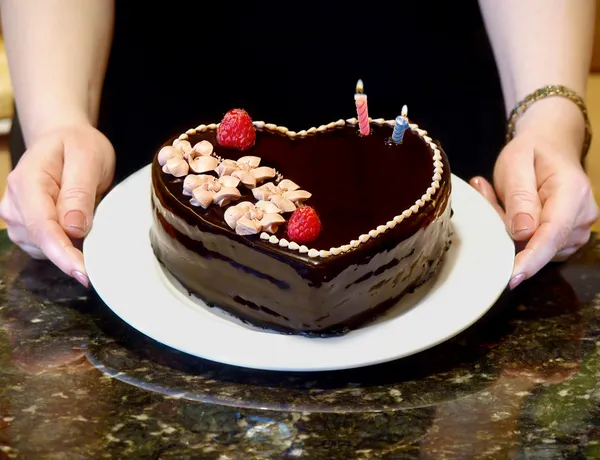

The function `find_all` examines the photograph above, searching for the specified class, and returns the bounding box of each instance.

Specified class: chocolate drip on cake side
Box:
[150,123,453,335]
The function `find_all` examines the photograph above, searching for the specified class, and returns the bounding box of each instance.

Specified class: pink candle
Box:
[354,79,370,136]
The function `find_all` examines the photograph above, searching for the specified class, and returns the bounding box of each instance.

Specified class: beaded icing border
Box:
[170,117,444,259]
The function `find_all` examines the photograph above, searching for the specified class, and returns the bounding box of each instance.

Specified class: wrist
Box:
[25,110,93,147]
[513,97,586,161]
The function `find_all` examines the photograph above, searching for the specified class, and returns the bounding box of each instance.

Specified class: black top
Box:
[11,0,505,183]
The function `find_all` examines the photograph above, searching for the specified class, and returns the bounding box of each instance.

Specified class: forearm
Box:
[0,0,114,145]
[479,0,594,114]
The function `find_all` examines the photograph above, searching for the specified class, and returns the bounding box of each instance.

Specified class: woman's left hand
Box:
[470,98,599,290]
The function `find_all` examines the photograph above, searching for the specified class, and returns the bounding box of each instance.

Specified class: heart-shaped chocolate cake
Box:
[151,110,452,337]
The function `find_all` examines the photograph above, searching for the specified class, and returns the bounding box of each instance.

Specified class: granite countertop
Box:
[1,230,600,459]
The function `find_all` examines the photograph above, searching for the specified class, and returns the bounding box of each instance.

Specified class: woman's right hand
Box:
[0,124,115,287]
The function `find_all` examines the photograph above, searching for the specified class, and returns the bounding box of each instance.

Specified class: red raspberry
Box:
[287,206,322,244]
[216,108,256,151]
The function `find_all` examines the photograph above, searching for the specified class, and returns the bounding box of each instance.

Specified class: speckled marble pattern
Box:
[2,230,600,458]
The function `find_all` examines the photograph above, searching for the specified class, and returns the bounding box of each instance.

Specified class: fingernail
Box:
[64,210,87,233]
[509,273,526,290]
[72,270,89,288]
[511,213,534,237]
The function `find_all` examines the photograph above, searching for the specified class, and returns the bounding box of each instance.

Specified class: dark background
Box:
[11,0,506,184]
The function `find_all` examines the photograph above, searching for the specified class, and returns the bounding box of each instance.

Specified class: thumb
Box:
[496,147,542,242]
[57,150,101,239]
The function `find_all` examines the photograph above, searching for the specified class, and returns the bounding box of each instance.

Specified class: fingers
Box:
[510,189,579,289]
[552,226,593,261]
[2,181,38,254]
[553,246,580,262]
[3,194,55,260]
[470,176,505,218]
[0,195,17,227]
[566,225,594,248]
[19,242,48,260]
[497,145,542,241]
[13,173,89,287]
[56,149,99,239]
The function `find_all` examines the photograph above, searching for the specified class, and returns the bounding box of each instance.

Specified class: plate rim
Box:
[84,165,514,372]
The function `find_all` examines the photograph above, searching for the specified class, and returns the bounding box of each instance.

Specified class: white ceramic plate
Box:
[84,165,514,372]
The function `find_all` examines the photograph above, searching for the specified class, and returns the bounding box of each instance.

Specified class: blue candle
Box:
[392,105,409,143]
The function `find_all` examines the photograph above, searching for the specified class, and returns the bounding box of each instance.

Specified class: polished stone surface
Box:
[2,229,600,458]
